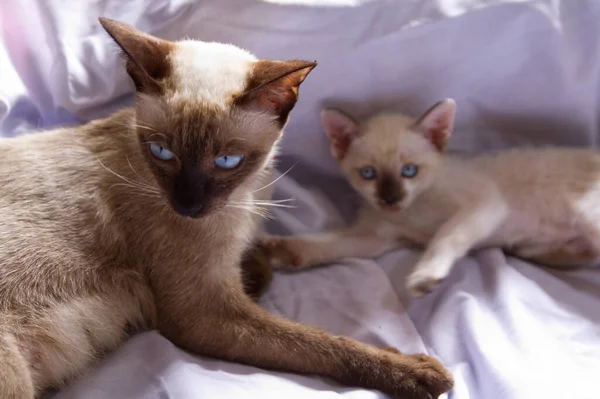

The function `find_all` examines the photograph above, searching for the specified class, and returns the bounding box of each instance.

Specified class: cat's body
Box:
[0,108,270,391]
[0,19,452,399]
[262,100,600,298]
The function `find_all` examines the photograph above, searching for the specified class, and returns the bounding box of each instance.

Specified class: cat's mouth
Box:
[171,201,212,219]
[379,202,401,212]
[376,197,403,212]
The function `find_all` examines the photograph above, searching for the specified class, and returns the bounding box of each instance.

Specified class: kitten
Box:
[261,99,600,298]
[0,18,453,399]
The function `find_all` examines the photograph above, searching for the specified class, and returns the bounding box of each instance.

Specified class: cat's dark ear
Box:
[99,17,173,94]
[413,99,456,152]
[237,60,317,126]
[321,108,360,160]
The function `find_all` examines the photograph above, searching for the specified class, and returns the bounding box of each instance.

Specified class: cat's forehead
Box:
[361,113,434,157]
[136,94,280,148]
[166,40,257,108]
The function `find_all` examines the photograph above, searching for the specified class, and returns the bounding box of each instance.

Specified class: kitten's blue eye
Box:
[150,143,175,161]
[215,154,244,169]
[401,163,419,178]
[359,166,377,180]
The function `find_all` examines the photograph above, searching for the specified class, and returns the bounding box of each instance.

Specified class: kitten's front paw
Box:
[258,237,305,269]
[405,270,444,299]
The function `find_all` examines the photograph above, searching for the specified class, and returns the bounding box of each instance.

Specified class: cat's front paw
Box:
[370,348,454,399]
[258,237,306,269]
[405,269,444,299]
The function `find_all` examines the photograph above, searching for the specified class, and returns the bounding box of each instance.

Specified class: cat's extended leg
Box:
[0,331,35,399]
[259,229,402,269]
[406,199,508,298]
[155,274,454,399]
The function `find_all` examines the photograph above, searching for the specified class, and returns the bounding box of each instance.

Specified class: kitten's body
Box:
[0,19,452,399]
[263,100,600,298]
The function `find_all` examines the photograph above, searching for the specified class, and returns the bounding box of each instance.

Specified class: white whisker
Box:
[250,163,297,194]
[225,204,273,219]
[232,201,296,209]
[96,157,160,196]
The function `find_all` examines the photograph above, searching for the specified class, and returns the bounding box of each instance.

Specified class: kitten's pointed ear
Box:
[99,17,173,94]
[237,60,317,126]
[321,108,360,160]
[413,99,456,152]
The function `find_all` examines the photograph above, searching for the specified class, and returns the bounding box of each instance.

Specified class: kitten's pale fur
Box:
[262,99,600,298]
[0,19,453,399]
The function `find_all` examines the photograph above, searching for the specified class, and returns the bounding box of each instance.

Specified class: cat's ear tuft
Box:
[413,99,456,152]
[321,108,360,160]
[236,60,317,126]
[99,17,173,94]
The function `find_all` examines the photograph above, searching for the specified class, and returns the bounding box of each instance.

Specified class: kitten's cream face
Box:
[321,100,456,212]
[100,18,315,218]
[341,116,442,211]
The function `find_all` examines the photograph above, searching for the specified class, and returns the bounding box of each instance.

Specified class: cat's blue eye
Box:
[215,154,244,169]
[401,163,419,178]
[150,143,175,161]
[359,166,377,180]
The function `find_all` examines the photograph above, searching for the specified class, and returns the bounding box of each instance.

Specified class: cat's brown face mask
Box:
[99,18,315,218]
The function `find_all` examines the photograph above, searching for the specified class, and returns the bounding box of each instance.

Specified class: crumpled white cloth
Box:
[1,1,599,398]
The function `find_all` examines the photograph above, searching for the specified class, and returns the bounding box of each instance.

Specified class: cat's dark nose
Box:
[376,173,404,207]
[173,203,204,218]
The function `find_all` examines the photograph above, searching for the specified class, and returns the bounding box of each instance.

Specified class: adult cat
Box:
[0,18,452,399]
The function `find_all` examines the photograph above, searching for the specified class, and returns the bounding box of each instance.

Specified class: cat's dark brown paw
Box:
[364,349,454,399]
[258,236,305,269]
[397,353,454,399]
[241,244,274,300]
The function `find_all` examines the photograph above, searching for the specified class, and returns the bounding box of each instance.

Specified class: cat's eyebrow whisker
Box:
[130,122,161,134]
[250,163,297,194]
[118,133,137,141]
[114,121,162,136]
[125,155,156,192]
[148,132,168,141]
[96,157,160,194]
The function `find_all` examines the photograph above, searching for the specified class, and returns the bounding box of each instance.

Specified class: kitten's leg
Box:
[518,237,599,269]
[0,331,35,399]
[155,275,454,399]
[406,199,508,298]
[259,229,402,269]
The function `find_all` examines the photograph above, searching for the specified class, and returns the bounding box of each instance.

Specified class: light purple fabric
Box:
[1,1,599,398]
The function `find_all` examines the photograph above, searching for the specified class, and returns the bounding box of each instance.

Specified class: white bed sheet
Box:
[1,1,600,398]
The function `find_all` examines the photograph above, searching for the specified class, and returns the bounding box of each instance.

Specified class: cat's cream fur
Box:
[0,18,453,399]
[262,99,600,298]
